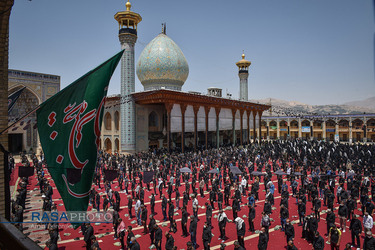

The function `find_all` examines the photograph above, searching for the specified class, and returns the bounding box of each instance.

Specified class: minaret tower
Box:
[236,52,251,101]
[114,0,142,152]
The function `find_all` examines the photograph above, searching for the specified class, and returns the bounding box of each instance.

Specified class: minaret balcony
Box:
[119,28,137,35]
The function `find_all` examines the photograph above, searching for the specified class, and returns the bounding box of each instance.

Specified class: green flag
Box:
[37,51,123,218]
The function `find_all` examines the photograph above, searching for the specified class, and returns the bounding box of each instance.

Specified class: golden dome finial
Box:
[126,0,131,11]
[242,51,245,59]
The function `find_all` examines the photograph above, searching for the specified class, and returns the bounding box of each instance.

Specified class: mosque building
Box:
[7,1,374,155]
[100,0,270,153]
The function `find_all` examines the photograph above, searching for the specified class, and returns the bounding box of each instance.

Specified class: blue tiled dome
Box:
[136,33,189,91]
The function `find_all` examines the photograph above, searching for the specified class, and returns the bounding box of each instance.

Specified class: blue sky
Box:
[9,0,374,105]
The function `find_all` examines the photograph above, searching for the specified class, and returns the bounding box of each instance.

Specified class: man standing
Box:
[127,196,133,218]
[141,204,148,234]
[224,184,230,206]
[280,204,289,231]
[206,202,213,228]
[235,217,246,248]
[284,219,295,245]
[349,214,362,249]
[189,215,198,249]
[154,224,162,250]
[113,209,119,240]
[258,227,268,250]
[84,223,93,250]
[328,224,341,250]
[363,212,373,234]
[218,209,228,242]
[313,231,325,250]
[326,209,336,236]
[162,194,168,221]
[168,200,175,232]
[199,178,205,197]
[338,200,348,232]
[248,204,256,232]
[165,232,175,250]
[298,199,306,226]
[181,207,189,237]
[148,214,156,245]
[150,193,155,215]
[129,236,140,250]
[363,230,375,250]
[192,195,199,219]
[202,221,212,250]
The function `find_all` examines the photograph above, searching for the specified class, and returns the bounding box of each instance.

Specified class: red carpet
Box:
[12,161,371,250]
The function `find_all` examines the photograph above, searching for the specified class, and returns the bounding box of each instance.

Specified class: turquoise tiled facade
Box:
[136,33,189,91]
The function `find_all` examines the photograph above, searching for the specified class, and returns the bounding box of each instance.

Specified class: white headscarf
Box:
[235,217,244,230]
[218,211,227,222]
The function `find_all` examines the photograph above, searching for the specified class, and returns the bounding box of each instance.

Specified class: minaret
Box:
[114,0,142,153]
[236,52,251,101]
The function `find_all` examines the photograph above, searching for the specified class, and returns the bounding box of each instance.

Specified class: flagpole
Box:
[0,105,40,136]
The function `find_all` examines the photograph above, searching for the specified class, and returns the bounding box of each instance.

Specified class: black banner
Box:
[18,166,34,177]
[8,87,26,113]
[143,171,155,183]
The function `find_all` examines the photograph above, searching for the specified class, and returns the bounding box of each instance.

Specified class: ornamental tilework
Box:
[136,33,189,90]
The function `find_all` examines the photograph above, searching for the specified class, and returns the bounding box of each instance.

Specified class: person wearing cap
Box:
[363,230,375,250]
[349,213,362,249]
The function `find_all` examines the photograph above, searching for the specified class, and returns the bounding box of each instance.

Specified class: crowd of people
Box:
[11,139,375,250]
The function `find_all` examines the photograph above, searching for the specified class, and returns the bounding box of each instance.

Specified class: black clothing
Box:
[258,232,268,250]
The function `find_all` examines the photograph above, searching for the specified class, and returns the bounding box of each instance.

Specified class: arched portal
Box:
[104,112,112,131]
[8,86,39,153]
[115,138,119,153]
[104,138,112,153]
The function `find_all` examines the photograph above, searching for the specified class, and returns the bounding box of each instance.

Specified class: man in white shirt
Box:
[363,212,373,234]
[241,178,247,196]
[192,195,199,218]
[135,199,142,225]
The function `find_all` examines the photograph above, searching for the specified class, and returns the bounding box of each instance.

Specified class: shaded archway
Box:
[114,138,119,152]
[104,138,112,153]
[104,112,112,131]
[8,86,39,153]
[290,120,298,128]
[149,111,159,132]
[301,120,310,126]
